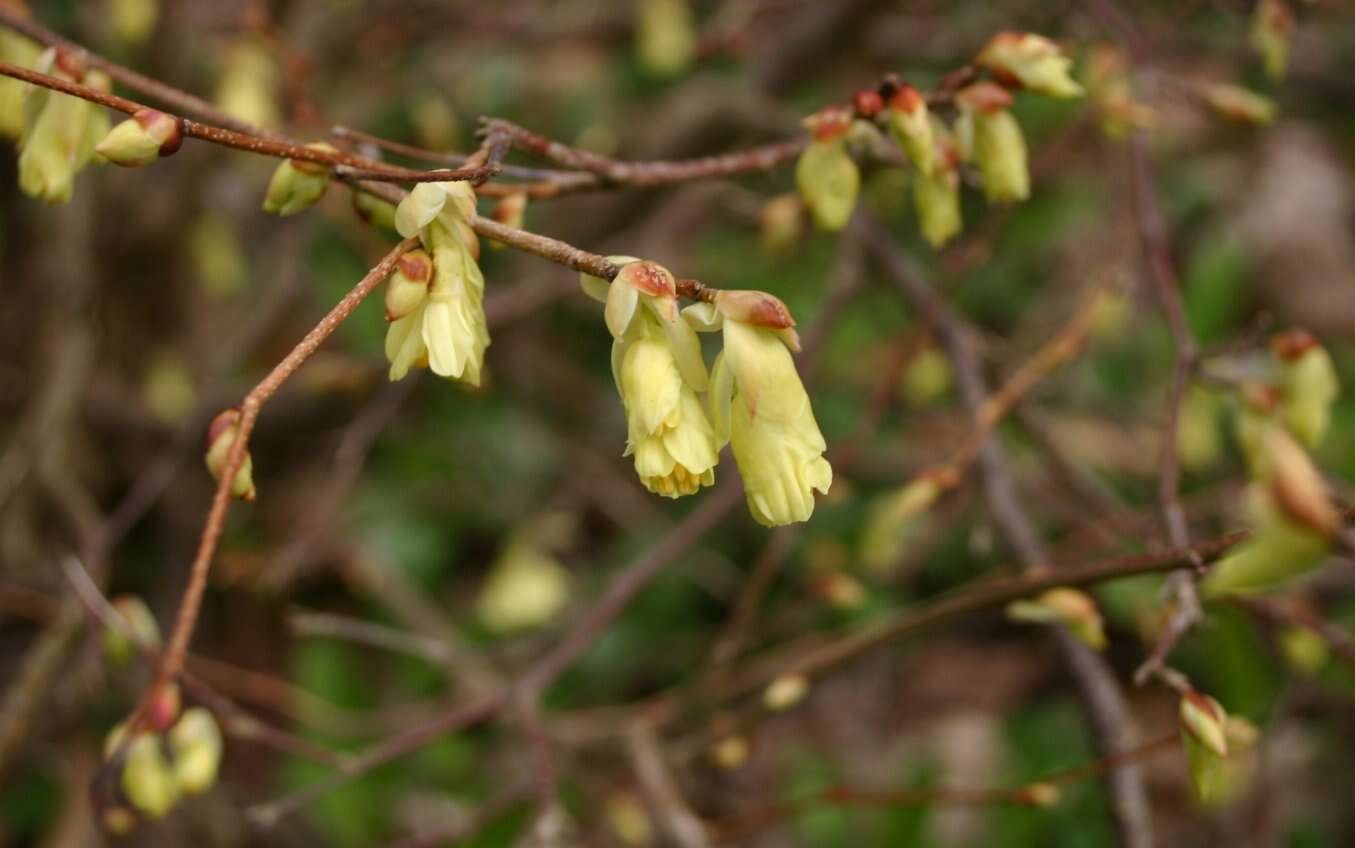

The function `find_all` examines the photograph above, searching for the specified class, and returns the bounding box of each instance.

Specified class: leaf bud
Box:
[1006,587,1107,650]
[1180,689,1228,758]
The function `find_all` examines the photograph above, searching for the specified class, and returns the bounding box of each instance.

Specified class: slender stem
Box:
[126,238,416,737]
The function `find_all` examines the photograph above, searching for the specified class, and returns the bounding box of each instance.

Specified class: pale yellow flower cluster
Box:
[384,181,490,386]
[584,260,831,526]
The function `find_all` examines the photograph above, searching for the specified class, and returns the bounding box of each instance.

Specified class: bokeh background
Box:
[2,1,1355,846]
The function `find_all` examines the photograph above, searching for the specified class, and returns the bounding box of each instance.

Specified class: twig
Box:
[626,721,711,848]
[860,213,1156,848]
[126,238,417,739]
[287,609,458,666]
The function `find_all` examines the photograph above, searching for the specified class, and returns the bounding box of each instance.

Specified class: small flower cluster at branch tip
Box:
[793,31,1082,248]
[205,407,256,501]
[1006,587,1108,650]
[1178,690,1259,806]
[102,595,161,666]
[386,181,490,384]
[795,107,859,232]
[1251,0,1295,82]
[582,261,831,525]
[15,48,112,203]
[97,706,223,834]
[95,108,182,167]
[262,141,335,216]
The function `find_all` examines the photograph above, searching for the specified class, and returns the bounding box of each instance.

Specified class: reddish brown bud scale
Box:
[804,106,853,142]
[145,684,181,733]
[852,89,883,119]
[1240,382,1281,412]
[615,260,677,299]
[1262,0,1295,33]
[888,85,925,115]
[1183,688,1221,724]
[395,252,432,283]
[132,109,184,157]
[1269,328,1319,361]
[205,407,242,451]
[956,81,1014,114]
[53,46,86,81]
[714,289,797,329]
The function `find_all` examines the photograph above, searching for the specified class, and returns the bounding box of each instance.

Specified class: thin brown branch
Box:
[125,238,417,739]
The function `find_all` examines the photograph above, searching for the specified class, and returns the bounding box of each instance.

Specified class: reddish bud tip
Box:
[395,252,432,283]
[956,81,1015,114]
[205,407,242,450]
[1269,328,1319,361]
[888,84,925,114]
[54,46,86,81]
[853,89,884,118]
[714,289,798,330]
[804,106,854,142]
[615,260,677,299]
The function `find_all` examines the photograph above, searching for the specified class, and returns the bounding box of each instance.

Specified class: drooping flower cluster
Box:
[382,181,490,385]
[16,49,112,204]
[98,706,224,834]
[583,261,831,526]
[793,30,1083,247]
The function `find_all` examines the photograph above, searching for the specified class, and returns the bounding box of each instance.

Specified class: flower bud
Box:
[759,192,805,256]
[1203,430,1335,597]
[384,249,433,321]
[1201,83,1276,125]
[1180,689,1229,758]
[1250,0,1294,82]
[103,594,161,666]
[1279,624,1329,675]
[636,0,696,78]
[1265,427,1338,539]
[796,136,860,232]
[714,289,796,333]
[477,539,571,634]
[95,108,182,167]
[146,683,181,733]
[605,792,655,847]
[709,735,750,770]
[763,673,809,711]
[861,474,945,573]
[1020,782,1062,808]
[913,164,963,248]
[812,571,866,610]
[1006,587,1107,650]
[1272,329,1338,450]
[120,732,180,819]
[110,0,160,48]
[168,707,223,795]
[488,190,527,251]
[262,142,334,216]
[607,260,678,337]
[352,190,399,234]
[214,38,280,129]
[976,31,1084,98]
[887,85,935,176]
[205,408,256,501]
[901,346,953,405]
[958,83,1028,204]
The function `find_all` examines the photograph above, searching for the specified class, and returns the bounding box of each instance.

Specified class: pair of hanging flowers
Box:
[581,259,832,527]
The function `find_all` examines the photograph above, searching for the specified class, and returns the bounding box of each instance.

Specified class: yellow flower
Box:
[587,259,718,497]
[976,32,1084,98]
[707,292,831,526]
[386,181,490,385]
[0,28,40,140]
[958,83,1029,205]
[18,53,110,204]
[618,315,718,498]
